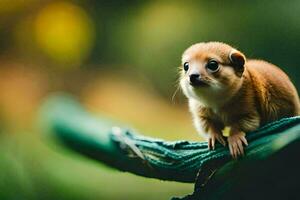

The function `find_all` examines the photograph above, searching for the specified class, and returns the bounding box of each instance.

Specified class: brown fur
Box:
[180,41,300,138]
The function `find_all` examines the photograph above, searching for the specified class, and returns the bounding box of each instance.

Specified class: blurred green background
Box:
[0,0,299,199]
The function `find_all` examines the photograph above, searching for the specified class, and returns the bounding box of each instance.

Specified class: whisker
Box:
[171,67,184,104]
[171,83,181,104]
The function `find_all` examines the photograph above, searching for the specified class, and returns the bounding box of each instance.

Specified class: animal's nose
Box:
[189,74,201,84]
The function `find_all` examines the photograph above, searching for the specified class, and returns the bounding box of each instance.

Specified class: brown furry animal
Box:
[179,42,300,158]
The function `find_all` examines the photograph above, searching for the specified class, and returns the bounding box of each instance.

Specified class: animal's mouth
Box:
[189,80,209,87]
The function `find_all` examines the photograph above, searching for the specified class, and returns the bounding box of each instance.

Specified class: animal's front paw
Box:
[207,132,226,150]
[227,132,248,159]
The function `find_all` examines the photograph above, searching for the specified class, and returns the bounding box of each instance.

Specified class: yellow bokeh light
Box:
[35,2,95,67]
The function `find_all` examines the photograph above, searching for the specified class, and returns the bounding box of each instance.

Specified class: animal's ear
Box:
[229,50,246,77]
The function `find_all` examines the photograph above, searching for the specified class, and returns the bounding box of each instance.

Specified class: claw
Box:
[228,131,248,158]
[241,136,248,146]
[208,138,212,150]
[237,140,244,155]
[211,137,215,150]
[207,132,226,150]
[208,136,216,150]
[229,143,233,156]
[217,135,227,146]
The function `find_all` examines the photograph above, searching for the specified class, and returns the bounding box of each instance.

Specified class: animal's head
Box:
[179,42,246,105]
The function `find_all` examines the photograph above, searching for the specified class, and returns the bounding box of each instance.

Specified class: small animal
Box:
[179,41,300,158]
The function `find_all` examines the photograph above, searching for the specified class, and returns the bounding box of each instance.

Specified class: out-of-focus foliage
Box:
[35,2,95,66]
[0,0,299,199]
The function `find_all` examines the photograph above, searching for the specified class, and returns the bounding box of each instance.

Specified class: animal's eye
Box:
[206,60,219,73]
[183,62,189,71]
